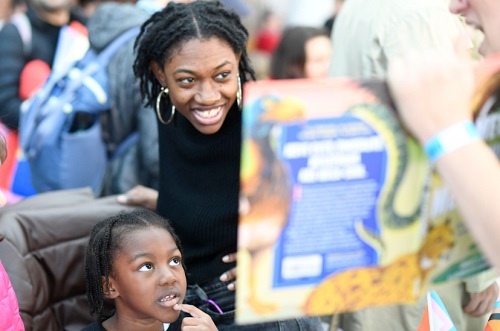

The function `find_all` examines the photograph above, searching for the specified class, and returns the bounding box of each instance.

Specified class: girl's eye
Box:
[215,72,230,80]
[169,257,181,266]
[138,263,153,271]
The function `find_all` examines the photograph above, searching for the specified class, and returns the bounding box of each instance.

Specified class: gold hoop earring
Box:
[156,86,176,125]
[236,75,242,111]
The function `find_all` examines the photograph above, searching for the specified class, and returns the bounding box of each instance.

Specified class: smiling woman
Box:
[129,1,324,330]
[150,37,241,135]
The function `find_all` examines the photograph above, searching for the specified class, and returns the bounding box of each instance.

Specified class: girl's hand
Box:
[174,303,218,330]
[219,253,237,291]
[116,185,158,211]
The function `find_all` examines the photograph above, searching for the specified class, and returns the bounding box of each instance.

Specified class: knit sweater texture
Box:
[157,105,241,285]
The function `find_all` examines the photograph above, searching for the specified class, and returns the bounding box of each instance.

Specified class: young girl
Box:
[129,1,323,329]
[82,208,218,331]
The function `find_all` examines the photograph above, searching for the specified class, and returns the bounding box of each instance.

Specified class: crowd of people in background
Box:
[1,0,500,330]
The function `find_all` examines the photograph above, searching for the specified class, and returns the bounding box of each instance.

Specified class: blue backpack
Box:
[19,27,140,195]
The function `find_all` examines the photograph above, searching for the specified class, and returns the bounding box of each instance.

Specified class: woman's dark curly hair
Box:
[133,0,256,109]
[84,208,184,325]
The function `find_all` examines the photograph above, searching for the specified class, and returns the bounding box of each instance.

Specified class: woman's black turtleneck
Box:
[156,105,241,285]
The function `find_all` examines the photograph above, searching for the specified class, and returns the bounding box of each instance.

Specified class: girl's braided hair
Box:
[133,0,256,109]
[84,208,184,325]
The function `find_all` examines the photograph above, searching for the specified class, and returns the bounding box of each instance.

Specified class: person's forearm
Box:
[436,140,500,268]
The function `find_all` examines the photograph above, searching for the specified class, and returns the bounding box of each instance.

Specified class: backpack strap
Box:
[83,27,140,77]
[29,26,140,118]
[20,27,140,150]
[96,27,140,151]
[100,27,140,62]
[10,12,32,57]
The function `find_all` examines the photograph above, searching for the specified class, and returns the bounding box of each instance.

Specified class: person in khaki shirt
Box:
[329,0,466,80]
[328,0,499,330]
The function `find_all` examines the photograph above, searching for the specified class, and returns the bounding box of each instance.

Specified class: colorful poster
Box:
[236,55,500,324]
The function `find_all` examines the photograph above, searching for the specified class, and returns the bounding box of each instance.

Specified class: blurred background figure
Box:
[0,0,11,28]
[254,8,282,55]
[247,7,283,80]
[83,0,159,196]
[285,0,332,28]
[220,0,252,17]
[329,0,466,80]
[328,0,499,330]
[0,0,87,202]
[0,0,26,29]
[241,0,343,80]
[136,0,195,14]
[135,0,168,13]
[71,0,100,17]
[270,25,331,80]
[0,0,87,130]
[323,0,344,37]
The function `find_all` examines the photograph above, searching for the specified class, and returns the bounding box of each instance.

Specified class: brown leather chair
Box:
[0,188,133,331]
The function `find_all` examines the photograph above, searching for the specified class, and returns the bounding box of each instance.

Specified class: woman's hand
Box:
[174,304,218,330]
[219,253,237,291]
[116,185,158,211]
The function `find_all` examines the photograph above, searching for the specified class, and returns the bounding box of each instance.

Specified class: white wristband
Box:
[424,121,480,162]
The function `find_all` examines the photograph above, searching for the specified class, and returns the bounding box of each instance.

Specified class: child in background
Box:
[254,9,283,55]
[82,208,217,331]
[270,26,332,80]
